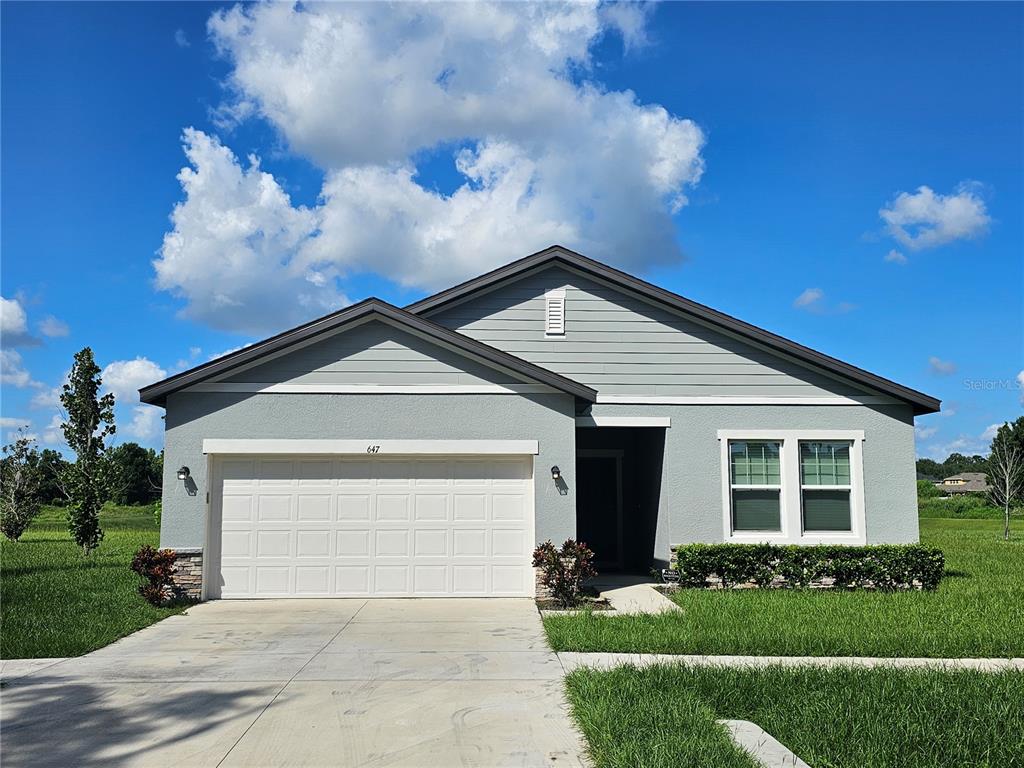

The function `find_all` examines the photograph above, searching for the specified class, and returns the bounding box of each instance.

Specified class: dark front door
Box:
[575,453,622,570]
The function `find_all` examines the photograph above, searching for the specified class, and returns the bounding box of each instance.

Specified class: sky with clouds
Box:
[1,1,1021,460]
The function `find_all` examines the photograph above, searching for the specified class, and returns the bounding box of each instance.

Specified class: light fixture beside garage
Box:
[550,465,560,481]
[176,466,190,482]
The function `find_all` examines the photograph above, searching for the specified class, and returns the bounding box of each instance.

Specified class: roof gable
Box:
[139,299,596,407]
[408,246,941,415]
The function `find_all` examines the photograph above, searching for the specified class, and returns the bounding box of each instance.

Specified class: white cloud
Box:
[1,349,34,387]
[794,288,824,309]
[40,414,64,446]
[884,249,907,265]
[793,287,854,315]
[30,384,62,410]
[124,406,163,441]
[923,422,1003,459]
[1,296,40,347]
[156,2,705,334]
[174,28,190,48]
[100,358,167,443]
[1018,370,1024,404]
[0,416,30,430]
[928,356,957,376]
[101,358,167,404]
[914,425,939,440]
[7,431,38,443]
[154,129,342,334]
[981,423,1002,442]
[38,315,70,338]
[879,182,991,251]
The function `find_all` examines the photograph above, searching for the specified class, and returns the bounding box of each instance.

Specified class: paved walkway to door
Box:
[1,599,588,767]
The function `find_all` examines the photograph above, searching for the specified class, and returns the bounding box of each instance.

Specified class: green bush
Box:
[917,479,942,499]
[673,543,944,591]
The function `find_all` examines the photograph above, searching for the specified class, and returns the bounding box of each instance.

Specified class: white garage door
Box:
[211,455,535,598]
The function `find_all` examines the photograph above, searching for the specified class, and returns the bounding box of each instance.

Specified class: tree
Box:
[915,458,944,481]
[60,347,116,554]
[0,432,44,541]
[108,442,161,505]
[30,449,70,505]
[988,418,1024,541]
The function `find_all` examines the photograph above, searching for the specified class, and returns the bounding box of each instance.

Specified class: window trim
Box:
[717,430,866,545]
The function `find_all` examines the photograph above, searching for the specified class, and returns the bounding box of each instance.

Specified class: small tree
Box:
[60,347,116,554]
[108,442,162,505]
[0,432,43,541]
[988,420,1024,541]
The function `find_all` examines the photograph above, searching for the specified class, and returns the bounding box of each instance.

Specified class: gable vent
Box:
[545,289,566,336]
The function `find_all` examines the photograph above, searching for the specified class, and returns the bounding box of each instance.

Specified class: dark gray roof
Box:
[406,245,941,415]
[139,298,597,407]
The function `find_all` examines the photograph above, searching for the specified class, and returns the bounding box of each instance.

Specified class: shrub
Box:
[533,539,597,607]
[673,543,944,591]
[917,479,942,499]
[130,545,178,605]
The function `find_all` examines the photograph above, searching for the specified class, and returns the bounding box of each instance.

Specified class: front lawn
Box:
[0,504,186,659]
[545,518,1024,658]
[565,664,1024,768]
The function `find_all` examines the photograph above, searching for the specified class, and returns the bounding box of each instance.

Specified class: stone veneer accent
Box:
[171,548,203,600]
[534,567,552,600]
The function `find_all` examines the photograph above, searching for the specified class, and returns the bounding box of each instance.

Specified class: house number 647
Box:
[366,445,381,454]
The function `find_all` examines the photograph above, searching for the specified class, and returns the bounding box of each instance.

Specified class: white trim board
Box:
[202,439,540,456]
[575,416,671,428]
[188,383,555,395]
[597,395,900,406]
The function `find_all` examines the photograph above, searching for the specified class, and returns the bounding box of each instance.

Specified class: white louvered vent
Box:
[545,289,566,336]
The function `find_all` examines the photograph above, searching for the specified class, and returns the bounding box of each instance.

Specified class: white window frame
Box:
[544,288,566,337]
[717,429,866,545]
[726,439,786,537]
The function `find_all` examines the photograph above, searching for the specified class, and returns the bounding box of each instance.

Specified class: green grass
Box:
[545,519,1024,658]
[565,664,1024,768]
[0,504,186,659]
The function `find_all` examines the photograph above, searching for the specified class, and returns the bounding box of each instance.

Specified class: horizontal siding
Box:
[428,266,871,398]
[222,320,523,388]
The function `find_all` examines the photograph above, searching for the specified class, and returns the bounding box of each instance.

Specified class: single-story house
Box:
[140,246,940,599]
[935,472,990,495]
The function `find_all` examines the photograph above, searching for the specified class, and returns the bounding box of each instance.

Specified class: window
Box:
[729,441,782,531]
[800,441,852,531]
[545,289,565,336]
[718,430,865,544]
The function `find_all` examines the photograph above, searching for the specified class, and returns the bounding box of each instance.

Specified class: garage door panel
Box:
[257,495,292,521]
[296,530,331,557]
[337,530,370,556]
[337,495,371,521]
[216,455,533,597]
[297,494,332,520]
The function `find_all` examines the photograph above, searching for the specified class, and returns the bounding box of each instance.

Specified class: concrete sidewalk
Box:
[558,651,1024,672]
[2,599,587,768]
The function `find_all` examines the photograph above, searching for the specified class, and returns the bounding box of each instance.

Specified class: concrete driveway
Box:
[1,599,587,767]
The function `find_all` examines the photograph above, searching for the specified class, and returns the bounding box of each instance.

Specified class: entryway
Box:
[575,426,666,572]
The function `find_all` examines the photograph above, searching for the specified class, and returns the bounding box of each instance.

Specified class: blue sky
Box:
[1,1,1021,458]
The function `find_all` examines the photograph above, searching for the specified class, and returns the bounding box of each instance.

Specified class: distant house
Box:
[936,472,990,495]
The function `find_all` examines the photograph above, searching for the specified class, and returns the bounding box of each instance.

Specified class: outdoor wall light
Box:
[176,466,191,482]
[550,465,561,481]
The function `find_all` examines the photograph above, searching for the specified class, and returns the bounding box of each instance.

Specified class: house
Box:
[935,472,990,495]
[140,246,940,599]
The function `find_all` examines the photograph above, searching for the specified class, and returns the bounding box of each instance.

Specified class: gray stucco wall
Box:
[160,391,577,551]
[586,402,919,564]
